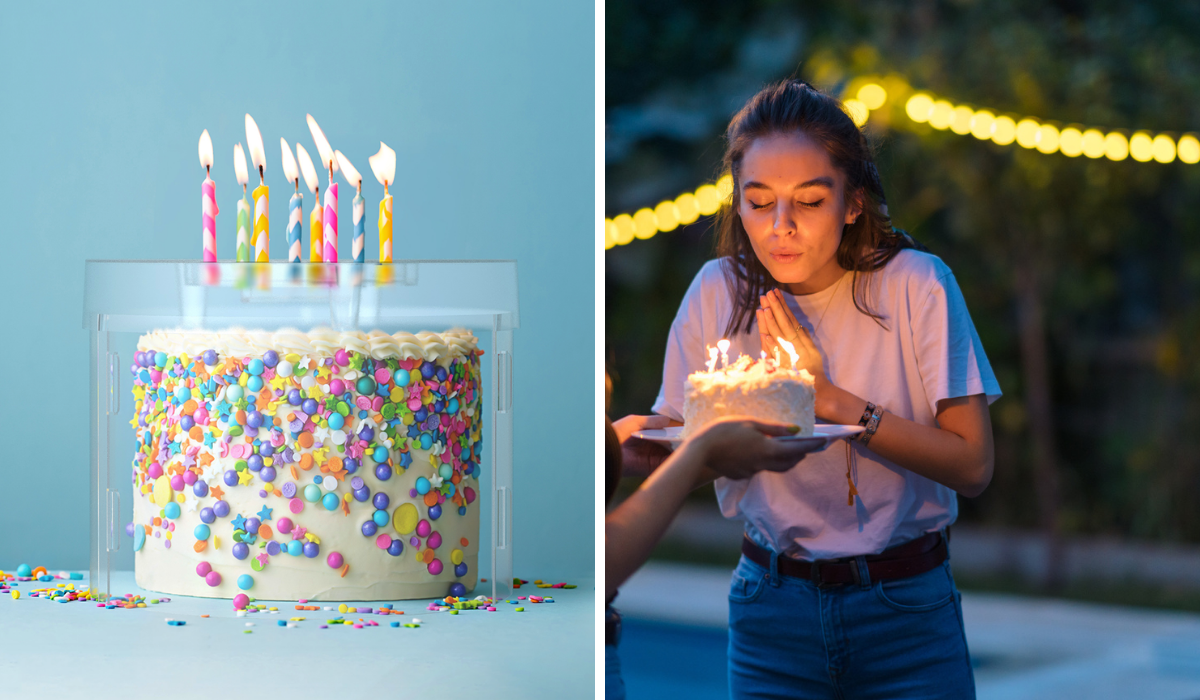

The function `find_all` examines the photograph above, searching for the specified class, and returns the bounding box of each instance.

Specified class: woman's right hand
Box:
[683,416,815,480]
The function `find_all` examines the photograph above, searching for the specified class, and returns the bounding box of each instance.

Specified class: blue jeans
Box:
[606,643,626,700]
[728,553,975,699]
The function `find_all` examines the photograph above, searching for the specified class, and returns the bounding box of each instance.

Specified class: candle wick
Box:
[259,165,264,185]
[385,180,389,196]
[206,165,210,177]
[295,178,300,193]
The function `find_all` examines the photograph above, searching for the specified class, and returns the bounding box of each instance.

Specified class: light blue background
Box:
[0,1,594,579]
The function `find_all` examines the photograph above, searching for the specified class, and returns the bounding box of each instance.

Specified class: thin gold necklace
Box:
[811,272,845,335]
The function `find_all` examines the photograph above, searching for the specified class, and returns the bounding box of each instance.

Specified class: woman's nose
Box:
[773,201,796,236]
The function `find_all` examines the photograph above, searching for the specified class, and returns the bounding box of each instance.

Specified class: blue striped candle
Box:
[287,191,303,262]
[352,191,366,262]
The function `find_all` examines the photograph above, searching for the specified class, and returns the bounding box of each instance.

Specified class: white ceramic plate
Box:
[630,423,865,452]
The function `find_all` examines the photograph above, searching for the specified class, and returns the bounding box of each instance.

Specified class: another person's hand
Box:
[611,414,673,478]
[684,415,814,480]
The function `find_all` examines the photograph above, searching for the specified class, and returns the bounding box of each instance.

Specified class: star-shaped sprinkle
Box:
[256,553,269,567]
[398,451,413,469]
[209,484,225,500]
[237,470,253,486]
[291,526,308,541]
[257,505,273,522]
[231,514,247,530]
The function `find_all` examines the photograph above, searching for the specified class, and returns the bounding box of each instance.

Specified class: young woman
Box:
[652,80,1001,698]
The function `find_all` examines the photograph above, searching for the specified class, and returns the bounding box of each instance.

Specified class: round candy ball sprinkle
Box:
[194,524,210,540]
[372,509,390,527]
[303,484,321,503]
[373,492,390,510]
[237,574,254,591]
[361,520,378,537]
[262,350,279,368]
[205,571,222,587]
[448,582,467,597]
[428,504,442,521]
[233,593,250,610]
[213,501,230,518]
[322,493,340,511]
[193,481,209,498]
[259,466,276,483]
[195,562,212,577]
[302,541,320,558]
[244,517,260,535]
[326,552,344,569]
[163,502,181,520]
[287,540,303,556]
[375,464,392,481]
[276,517,293,534]
[232,543,249,560]
[428,559,444,576]
[223,470,238,486]
[387,539,404,556]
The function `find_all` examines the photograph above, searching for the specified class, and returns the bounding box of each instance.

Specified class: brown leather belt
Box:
[741,530,948,586]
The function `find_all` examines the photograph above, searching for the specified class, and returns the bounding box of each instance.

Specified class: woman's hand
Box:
[757,287,833,401]
[611,414,673,478]
[683,415,814,480]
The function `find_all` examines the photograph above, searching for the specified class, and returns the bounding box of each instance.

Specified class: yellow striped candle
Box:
[296,143,323,262]
[368,142,397,263]
[245,114,269,262]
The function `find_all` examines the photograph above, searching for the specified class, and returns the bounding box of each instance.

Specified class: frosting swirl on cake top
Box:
[137,328,478,362]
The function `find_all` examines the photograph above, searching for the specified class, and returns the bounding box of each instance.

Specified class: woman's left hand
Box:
[757,288,829,386]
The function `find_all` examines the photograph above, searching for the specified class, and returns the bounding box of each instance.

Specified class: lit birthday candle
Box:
[234,143,251,261]
[717,338,731,368]
[245,114,269,262]
[705,346,718,372]
[306,114,339,262]
[280,138,302,263]
[368,142,396,263]
[335,150,365,263]
[296,143,322,262]
[198,130,218,261]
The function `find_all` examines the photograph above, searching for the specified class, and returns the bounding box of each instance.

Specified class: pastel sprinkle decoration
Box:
[323,183,338,262]
[287,192,303,263]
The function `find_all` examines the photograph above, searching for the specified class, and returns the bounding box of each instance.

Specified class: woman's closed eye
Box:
[797,198,824,209]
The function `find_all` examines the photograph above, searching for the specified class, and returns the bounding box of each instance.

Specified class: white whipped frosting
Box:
[137,327,479,362]
[682,354,816,438]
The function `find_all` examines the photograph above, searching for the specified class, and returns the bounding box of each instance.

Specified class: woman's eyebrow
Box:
[743,177,834,191]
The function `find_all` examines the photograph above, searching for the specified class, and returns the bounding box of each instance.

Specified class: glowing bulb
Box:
[1035,124,1060,154]
[296,143,319,194]
[1015,119,1040,149]
[675,192,700,225]
[1177,135,1200,164]
[654,200,680,232]
[695,184,722,216]
[1081,129,1106,159]
[233,143,248,187]
[1129,132,1154,162]
[612,214,635,245]
[1058,128,1083,157]
[969,110,995,141]
[1152,134,1176,163]
[632,208,658,240]
[334,150,362,188]
[905,94,934,123]
[950,106,973,135]
[604,219,618,249]
[928,100,954,130]
[845,99,869,127]
[198,130,213,170]
[1104,132,1129,161]
[368,141,396,188]
[280,138,298,184]
[245,114,265,175]
[991,116,1016,145]
[857,83,887,110]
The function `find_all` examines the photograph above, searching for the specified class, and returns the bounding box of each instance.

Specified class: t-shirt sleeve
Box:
[912,270,1002,417]
[651,265,715,421]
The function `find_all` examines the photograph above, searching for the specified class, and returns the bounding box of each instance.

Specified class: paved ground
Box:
[616,561,1200,700]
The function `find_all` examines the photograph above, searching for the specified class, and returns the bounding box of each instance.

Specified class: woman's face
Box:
[736,132,861,294]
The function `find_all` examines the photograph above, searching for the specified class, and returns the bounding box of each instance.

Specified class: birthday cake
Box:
[128,327,483,602]
[682,354,815,438]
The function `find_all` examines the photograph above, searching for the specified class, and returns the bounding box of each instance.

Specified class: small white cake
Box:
[682,354,815,438]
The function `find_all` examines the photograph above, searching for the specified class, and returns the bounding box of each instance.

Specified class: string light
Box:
[605,79,1200,248]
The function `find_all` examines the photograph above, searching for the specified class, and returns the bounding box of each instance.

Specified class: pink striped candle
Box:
[323,182,338,262]
[198,130,218,261]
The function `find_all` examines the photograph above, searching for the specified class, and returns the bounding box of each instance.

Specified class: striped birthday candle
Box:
[352,190,365,262]
[202,176,218,261]
[253,183,270,262]
[287,191,303,262]
[323,183,338,262]
[236,192,251,261]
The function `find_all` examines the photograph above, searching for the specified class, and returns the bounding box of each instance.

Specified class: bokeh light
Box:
[928,100,954,130]
[1058,127,1083,157]
[1152,134,1176,163]
[845,99,869,127]
[1035,124,1060,154]
[1129,132,1154,162]
[1081,129,1106,159]
[970,110,995,140]
[1104,132,1129,161]
[857,83,887,110]
[632,208,658,239]
[675,192,700,225]
[950,106,974,135]
[906,93,934,122]
[1178,135,1200,164]
[992,116,1017,145]
[1015,119,1041,149]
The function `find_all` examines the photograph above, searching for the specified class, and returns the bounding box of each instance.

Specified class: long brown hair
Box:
[716,79,925,336]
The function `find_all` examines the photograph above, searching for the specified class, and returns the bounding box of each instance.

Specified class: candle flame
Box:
[280,137,298,184]
[245,114,265,173]
[296,143,319,194]
[776,337,800,367]
[717,339,730,354]
[334,150,362,188]
[233,143,248,186]
[368,141,396,187]
[198,129,213,170]
[306,114,337,172]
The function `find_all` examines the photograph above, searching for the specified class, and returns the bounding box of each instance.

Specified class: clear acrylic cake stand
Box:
[85,260,517,603]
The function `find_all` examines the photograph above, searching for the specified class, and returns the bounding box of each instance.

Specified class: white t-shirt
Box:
[652,249,1002,560]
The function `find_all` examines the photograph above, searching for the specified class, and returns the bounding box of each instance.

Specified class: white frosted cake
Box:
[682,354,815,438]
[128,327,482,602]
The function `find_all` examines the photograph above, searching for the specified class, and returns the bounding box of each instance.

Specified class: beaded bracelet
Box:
[858,402,876,428]
[859,404,884,447]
